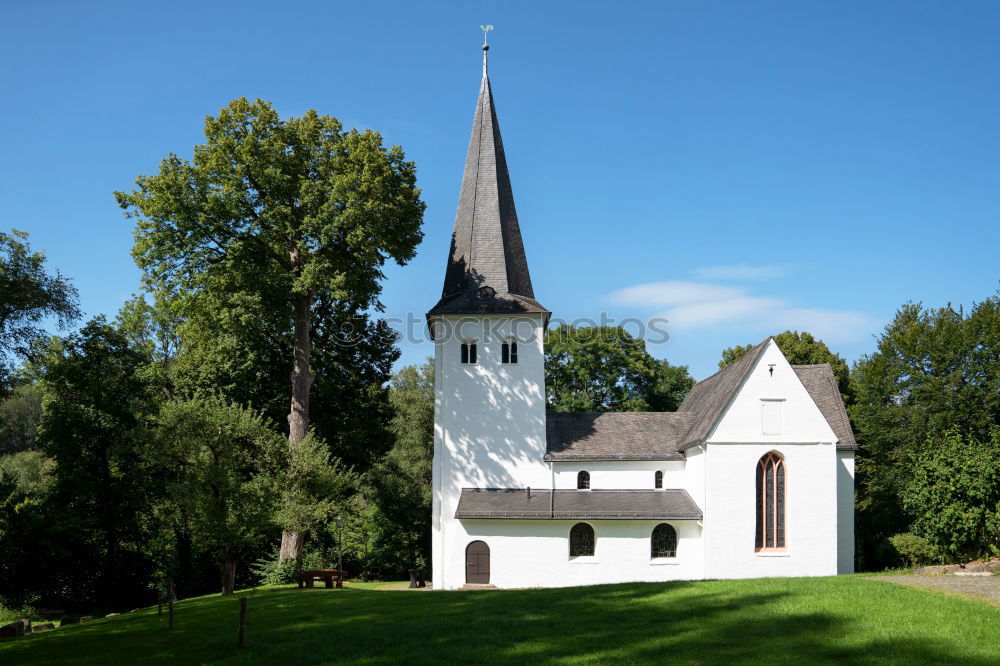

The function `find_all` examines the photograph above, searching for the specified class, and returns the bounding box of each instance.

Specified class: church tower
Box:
[428,43,550,588]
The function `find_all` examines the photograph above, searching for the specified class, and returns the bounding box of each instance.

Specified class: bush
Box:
[901,428,1000,561]
[888,533,940,567]
[250,547,327,586]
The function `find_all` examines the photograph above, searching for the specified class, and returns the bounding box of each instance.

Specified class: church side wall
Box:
[431,332,446,586]
[552,461,685,490]
[454,519,703,588]
[837,451,855,574]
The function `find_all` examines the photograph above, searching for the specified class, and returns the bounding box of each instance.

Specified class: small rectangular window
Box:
[510,342,517,363]
[762,400,783,435]
[461,343,469,364]
[468,343,477,364]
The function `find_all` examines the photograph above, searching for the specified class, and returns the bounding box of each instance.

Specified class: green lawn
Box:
[2,576,998,665]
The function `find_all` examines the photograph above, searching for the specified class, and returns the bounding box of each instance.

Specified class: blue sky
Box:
[3,1,998,379]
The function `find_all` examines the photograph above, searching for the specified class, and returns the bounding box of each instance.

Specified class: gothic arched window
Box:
[577,470,590,490]
[651,523,677,558]
[755,452,786,551]
[569,522,595,557]
[654,470,663,489]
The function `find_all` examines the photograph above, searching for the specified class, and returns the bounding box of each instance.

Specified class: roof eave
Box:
[543,453,687,462]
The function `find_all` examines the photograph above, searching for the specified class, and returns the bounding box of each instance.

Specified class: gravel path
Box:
[874,575,1000,605]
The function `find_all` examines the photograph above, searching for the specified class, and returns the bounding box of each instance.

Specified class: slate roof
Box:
[429,288,548,316]
[429,46,546,318]
[545,412,693,461]
[454,488,703,520]
[676,338,772,450]
[792,364,857,450]
[539,338,858,460]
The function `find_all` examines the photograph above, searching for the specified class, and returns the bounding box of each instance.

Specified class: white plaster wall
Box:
[704,442,838,578]
[685,446,706,509]
[708,340,838,446]
[450,519,703,588]
[702,340,840,579]
[837,451,856,574]
[552,461,686,490]
[431,314,551,590]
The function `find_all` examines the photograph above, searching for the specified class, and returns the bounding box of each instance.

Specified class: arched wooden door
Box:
[465,541,490,584]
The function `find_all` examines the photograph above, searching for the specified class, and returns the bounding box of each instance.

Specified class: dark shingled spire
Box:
[428,44,548,318]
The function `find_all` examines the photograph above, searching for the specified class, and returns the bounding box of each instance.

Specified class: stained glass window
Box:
[651,523,677,558]
[569,523,595,557]
[755,452,785,551]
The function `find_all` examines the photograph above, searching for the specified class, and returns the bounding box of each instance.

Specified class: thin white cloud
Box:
[609,280,876,344]
[692,264,789,281]
[664,296,786,328]
[610,281,744,307]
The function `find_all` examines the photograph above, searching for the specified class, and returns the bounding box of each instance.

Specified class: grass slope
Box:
[2,576,998,665]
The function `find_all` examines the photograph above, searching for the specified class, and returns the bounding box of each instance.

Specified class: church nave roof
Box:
[455,488,703,521]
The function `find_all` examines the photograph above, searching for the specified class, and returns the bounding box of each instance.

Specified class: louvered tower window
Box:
[577,470,590,490]
[460,341,477,364]
[501,340,518,364]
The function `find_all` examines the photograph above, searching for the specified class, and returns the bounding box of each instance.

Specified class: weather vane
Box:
[481,24,493,47]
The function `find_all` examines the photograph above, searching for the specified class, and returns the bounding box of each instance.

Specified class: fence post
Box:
[238,597,247,649]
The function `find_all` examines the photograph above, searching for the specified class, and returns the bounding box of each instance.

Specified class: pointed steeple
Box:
[428,44,547,317]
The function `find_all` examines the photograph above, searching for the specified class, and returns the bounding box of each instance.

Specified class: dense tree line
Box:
[0,98,427,612]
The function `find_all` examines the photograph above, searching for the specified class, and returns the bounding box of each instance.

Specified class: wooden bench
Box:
[294,569,347,589]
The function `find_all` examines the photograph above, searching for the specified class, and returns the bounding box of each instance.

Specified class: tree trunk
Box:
[279,530,305,563]
[280,277,314,563]
[222,557,238,596]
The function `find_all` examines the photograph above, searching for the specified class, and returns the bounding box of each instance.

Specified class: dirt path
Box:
[873,575,1000,605]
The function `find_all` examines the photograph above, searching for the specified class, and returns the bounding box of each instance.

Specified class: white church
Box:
[428,45,856,590]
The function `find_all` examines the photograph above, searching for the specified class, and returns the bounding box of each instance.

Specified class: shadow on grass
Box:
[3,578,999,665]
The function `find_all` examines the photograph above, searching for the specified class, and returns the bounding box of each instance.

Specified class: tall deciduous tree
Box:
[0,229,79,391]
[850,295,1000,568]
[545,325,693,412]
[719,330,851,401]
[116,293,183,366]
[116,98,425,560]
[168,292,399,471]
